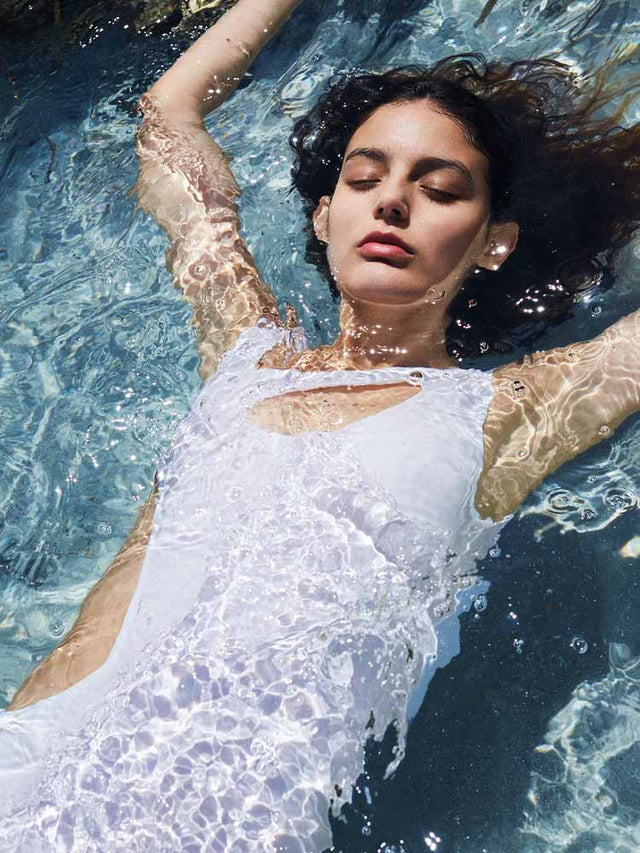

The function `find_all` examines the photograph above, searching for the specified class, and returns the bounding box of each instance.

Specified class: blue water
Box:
[1,0,640,849]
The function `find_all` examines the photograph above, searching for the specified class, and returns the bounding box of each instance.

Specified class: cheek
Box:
[425,209,487,272]
[326,189,354,238]
[324,194,355,272]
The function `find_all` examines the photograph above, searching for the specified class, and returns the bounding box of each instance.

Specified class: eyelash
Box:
[348,180,458,204]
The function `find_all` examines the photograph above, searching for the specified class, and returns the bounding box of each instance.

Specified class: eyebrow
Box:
[343,147,475,185]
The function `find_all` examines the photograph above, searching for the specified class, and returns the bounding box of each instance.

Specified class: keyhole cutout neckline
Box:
[247,350,442,437]
[245,329,480,436]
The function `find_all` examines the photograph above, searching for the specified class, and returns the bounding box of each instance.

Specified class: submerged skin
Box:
[10,0,640,711]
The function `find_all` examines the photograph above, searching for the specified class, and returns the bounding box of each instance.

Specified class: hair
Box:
[289,55,640,361]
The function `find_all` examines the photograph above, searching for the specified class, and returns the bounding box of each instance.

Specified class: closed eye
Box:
[348,180,458,203]
[348,180,379,189]
[422,187,458,203]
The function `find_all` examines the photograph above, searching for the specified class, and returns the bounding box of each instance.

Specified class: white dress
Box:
[0,321,507,852]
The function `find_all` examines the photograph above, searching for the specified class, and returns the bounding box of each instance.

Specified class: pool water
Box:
[1,0,640,849]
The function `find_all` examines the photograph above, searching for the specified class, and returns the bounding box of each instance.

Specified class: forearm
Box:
[147,0,302,120]
[9,487,158,711]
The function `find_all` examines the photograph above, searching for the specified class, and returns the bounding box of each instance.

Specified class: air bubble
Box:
[50,620,65,637]
[570,636,589,655]
[513,638,524,654]
[489,546,501,558]
[474,594,487,613]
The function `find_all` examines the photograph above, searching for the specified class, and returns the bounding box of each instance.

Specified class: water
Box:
[1,0,640,849]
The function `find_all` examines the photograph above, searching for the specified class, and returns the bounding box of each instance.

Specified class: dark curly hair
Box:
[289,55,640,360]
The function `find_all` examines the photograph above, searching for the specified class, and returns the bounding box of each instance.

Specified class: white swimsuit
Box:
[0,322,507,852]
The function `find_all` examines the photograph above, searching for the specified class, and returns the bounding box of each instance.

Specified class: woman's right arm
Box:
[137,0,302,381]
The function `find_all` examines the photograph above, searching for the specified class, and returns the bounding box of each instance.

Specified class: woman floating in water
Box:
[2,0,640,849]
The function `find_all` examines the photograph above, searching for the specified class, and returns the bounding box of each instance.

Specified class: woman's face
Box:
[313,99,517,308]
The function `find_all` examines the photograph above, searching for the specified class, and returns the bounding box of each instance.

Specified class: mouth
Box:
[357,231,415,261]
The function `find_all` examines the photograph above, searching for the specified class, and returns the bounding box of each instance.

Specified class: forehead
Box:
[344,99,489,178]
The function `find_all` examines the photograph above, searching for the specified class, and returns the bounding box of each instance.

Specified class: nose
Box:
[374,184,410,224]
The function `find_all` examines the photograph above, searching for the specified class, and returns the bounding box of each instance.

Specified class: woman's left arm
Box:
[476,309,640,521]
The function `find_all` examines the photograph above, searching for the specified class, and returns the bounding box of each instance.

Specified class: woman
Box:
[1,0,640,849]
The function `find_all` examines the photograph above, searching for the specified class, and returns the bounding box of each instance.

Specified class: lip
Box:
[357,231,415,258]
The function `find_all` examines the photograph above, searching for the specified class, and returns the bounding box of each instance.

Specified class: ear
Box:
[312,195,331,244]
[476,221,519,272]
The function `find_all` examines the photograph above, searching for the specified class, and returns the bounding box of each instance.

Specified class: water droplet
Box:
[96,521,112,535]
[598,425,611,436]
[591,305,602,315]
[474,594,487,613]
[512,379,527,398]
[570,636,589,655]
[489,545,502,558]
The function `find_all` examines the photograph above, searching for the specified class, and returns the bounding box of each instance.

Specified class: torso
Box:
[14,324,505,708]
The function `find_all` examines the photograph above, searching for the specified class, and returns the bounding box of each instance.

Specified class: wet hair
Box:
[289,55,640,360]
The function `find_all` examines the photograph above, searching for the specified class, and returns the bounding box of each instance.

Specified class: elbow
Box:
[138,85,203,128]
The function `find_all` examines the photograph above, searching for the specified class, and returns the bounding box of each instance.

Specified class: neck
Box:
[323,298,458,369]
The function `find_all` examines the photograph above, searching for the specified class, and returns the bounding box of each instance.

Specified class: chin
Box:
[336,276,432,307]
